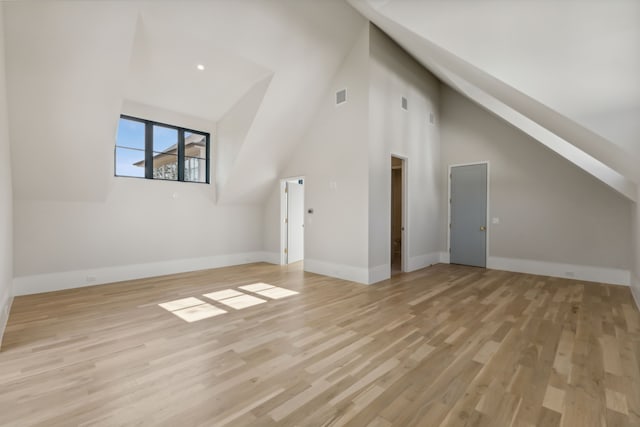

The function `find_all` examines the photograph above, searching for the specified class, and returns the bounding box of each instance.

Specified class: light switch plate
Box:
[492,217,500,224]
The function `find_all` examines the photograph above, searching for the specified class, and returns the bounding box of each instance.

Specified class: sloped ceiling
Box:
[124,1,366,204]
[125,13,272,122]
[3,1,365,203]
[349,0,639,200]
[213,2,367,204]
[8,0,631,205]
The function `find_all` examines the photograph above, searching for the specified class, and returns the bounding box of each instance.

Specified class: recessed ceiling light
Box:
[197,64,205,71]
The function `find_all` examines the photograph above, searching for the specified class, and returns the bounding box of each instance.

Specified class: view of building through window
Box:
[115,116,209,183]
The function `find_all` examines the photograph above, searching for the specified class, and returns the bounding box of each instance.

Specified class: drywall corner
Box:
[368,23,443,275]
[0,3,15,349]
[271,22,371,280]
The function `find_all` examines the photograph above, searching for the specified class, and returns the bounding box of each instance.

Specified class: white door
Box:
[287,180,304,263]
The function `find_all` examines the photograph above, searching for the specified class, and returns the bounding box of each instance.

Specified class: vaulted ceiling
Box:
[3,1,365,203]
[3,0,637,204]
[349,0,640,200]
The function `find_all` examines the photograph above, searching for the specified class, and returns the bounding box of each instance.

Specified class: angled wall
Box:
[0,4,14,347]
[216,75,273,195]
[348,0,638,202]
[440,85,632,285]
[264,24,371,283]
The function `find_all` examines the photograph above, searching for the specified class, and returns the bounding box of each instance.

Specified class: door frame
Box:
[447,161,490,267]
[390,154,408,273]
[280,176,305,265]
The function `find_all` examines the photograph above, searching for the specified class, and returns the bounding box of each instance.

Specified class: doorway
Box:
[449,163,488,268]
[391,156,405,275]
[281,178,304,265]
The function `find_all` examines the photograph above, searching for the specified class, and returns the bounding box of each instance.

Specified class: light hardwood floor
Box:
[1,262,639,426]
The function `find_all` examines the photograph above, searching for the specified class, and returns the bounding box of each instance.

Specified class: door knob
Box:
[480,226,486,231]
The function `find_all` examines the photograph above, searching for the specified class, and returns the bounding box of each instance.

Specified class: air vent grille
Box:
[336,89,347,105]
[401,97,408,110]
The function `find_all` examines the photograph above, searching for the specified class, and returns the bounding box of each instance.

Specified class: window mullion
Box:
[145,121,153,179]
[178,129,185,182]
[205,134,211,184]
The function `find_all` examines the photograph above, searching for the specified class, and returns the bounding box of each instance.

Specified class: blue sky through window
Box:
[116,118,144,150]
[115,116,208,181]
[153,125,177,153]
[115,118,145,177]
[115,147,144,177]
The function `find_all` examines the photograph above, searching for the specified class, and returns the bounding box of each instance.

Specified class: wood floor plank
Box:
[0,262,639,426]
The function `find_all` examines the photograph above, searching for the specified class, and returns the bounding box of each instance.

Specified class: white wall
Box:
[0,4,14,347]
[441,85,633,285]
[368,25,442,282]
[8,19,266,295]
[12,104,265,295]
[264,24,371,283]
[4,2,138,203]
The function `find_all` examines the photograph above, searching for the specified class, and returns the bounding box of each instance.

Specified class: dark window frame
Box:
[114,114,211,184]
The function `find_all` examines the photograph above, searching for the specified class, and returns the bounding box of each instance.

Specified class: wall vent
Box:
[401,96,408,110]
[336,89,347,105]
[429,112,435,124]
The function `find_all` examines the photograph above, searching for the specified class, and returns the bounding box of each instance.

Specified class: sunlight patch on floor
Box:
[254,287,299,299]
[213,294,267,310]
[158,297,227,323]
[203,289,244,301]
[158,297,206,311]
[158,284,299,322]
[171,304,227,322]
[239,283,274,292]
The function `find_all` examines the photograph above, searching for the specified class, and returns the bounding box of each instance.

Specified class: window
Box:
[115,115,210,184]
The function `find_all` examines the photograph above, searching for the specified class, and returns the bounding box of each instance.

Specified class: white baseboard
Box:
[261,252,281,265]
[439,252,450,264]
[368,264,390,284]
[13,251,276,296]
[487,256,630,286]
[406,252,441,272]
[304,259,369,285]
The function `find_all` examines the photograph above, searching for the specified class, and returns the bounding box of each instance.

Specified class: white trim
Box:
[0,295,13,350]
[487,256,630,286]
[406,252,441,272]
[439,252,450,263]
[390,154,409,274]
[261,252,281,265]
[280,175,305,266]
[447,161,490,268]
[279,179,287,265]
[13,252,275,296]
[369,264,390,284]
[304,258,369,285]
